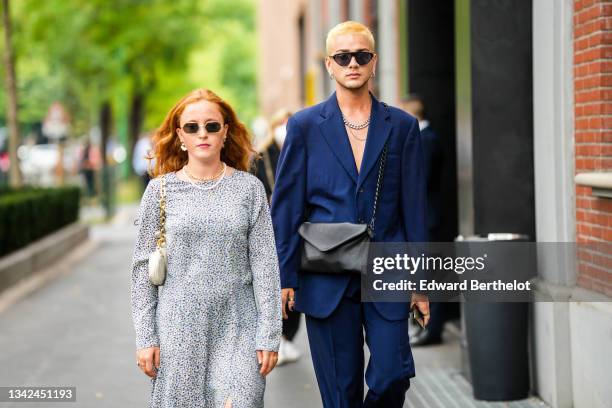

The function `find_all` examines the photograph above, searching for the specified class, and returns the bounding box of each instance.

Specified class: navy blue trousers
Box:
[305,276,414,408]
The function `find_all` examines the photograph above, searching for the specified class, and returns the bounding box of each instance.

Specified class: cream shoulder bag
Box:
[148,175,167,286]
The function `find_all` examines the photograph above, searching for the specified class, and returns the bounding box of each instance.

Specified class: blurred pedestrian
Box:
[132,133,153,191]
[254,108,302,365]
[0,150,9,186]
[131,88,282,407]
[78,139,101,201]
[251,116,270,153]
[271,21,429,408]
[402,94,447,346]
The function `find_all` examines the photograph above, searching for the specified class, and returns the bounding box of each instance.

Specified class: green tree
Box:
[2,0,23,187]
[1,0,258,191]
[21,0,203,156]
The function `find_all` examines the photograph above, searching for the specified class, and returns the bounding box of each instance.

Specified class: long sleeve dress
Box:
[131,170,282,408]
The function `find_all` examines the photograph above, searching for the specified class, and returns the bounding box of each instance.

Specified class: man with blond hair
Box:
[271,21,429,407]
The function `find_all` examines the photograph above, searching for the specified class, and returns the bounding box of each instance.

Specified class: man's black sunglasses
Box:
[330,51,374,67]
[182,122,223,134]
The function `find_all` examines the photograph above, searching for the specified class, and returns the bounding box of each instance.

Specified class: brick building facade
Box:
[574,0,612,298]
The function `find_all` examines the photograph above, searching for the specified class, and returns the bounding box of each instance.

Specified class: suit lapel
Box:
[318,93,358,184]
[357,96,392,191]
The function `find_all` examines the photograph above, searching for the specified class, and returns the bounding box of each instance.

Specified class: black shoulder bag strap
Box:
[367,141,388,238]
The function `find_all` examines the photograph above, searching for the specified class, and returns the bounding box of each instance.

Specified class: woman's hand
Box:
[256,350,278,377]
[136,346,160,378]
[281,288,295,319]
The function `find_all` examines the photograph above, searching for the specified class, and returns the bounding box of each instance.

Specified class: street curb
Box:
[0,222,90,296]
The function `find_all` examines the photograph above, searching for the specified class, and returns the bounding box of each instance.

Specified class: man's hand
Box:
[410,293,430,327]
[281,288,295,319]
[136,346,160,378]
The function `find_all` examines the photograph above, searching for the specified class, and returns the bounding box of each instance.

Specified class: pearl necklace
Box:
[184,163,225,181]
[182,163,227,191]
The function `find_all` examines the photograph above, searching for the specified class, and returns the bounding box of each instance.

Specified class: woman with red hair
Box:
[131,89,282,407]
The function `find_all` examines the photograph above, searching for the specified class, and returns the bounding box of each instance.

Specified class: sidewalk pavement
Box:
[0,205,547,407]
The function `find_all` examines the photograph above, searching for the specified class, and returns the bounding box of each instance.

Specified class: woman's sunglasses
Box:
[181,122,223,134]
[330,51,374,67]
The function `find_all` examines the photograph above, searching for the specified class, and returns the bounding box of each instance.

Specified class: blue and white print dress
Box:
[131,170,282,407]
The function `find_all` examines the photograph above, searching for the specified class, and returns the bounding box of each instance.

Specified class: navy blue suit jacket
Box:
[270,92,428,321]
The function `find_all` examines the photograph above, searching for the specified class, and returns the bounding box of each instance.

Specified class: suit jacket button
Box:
[359,218,365,223]
[359,188,364,193]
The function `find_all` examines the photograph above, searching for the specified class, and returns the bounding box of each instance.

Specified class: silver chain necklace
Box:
[342,114,370,130]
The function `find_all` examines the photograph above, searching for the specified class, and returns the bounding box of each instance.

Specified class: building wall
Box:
[532,0,576,406]
[571,2,612,407]
[256,0,308,118]
[569,299,612,408]
[574,0,612,294]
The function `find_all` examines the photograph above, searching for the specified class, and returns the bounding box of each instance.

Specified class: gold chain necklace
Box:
[184,163,225,181]
[347,125,368,142]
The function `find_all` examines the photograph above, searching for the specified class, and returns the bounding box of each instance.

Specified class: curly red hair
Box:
[148,89,256,177]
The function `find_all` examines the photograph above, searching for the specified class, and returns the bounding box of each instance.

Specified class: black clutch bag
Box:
[298,143,388,275]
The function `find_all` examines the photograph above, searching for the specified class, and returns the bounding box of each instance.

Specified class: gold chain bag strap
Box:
[148,175,167,286]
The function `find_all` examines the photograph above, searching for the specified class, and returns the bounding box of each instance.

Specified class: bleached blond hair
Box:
[326,21,375,55]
